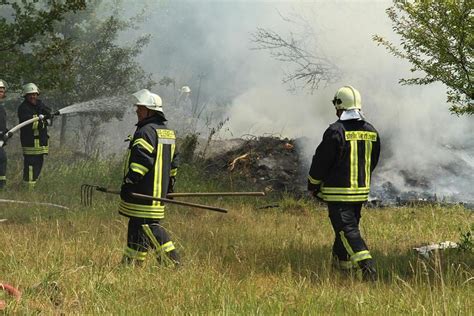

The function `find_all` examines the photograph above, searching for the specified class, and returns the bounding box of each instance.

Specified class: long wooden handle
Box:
[130,192,228,213]
[167,192,265,197]
[96,187,264,198]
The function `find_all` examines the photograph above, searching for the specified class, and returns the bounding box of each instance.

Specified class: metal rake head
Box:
[81,184,99,207]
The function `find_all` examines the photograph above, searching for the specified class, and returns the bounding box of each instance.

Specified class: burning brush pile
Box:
[204,136,308,194]
[203,136,474,209]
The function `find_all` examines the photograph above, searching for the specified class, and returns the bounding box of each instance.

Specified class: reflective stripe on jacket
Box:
[308,119,380,203]
[119,115,179,219]
[17,100,50,155]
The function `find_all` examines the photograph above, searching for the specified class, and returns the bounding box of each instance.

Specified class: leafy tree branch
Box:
[373,0,473,115]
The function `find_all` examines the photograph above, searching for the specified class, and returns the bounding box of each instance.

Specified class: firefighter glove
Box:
[120,182,135,199]
[308,189,324,202]
[0,136,5,148]
[42,112,54,126]
[167,176,176,199]
[168,176,176,193]
[0,131,10,146]
[308,183,323,201]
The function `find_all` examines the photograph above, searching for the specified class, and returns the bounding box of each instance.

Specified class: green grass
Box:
[0,152,473,314]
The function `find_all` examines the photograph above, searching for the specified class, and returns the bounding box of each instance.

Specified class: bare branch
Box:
[251,17,340,92]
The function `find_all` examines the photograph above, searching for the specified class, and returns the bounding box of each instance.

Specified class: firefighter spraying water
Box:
[17,83,54,188]
[0,94,135,150]
[0,85,125,193]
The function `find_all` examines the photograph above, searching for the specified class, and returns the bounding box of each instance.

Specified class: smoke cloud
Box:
[114,0,473,201]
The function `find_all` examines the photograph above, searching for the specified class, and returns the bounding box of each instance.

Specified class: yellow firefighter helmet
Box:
[332,85,362,110]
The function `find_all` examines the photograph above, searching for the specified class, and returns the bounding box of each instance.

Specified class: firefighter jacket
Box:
[308,119,380,203]
[119,115,178,219]
[0,102,6,134]
[18,99,51,155]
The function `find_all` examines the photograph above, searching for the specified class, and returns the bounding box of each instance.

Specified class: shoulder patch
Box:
[157,129,175,139]
[344,131,377,142]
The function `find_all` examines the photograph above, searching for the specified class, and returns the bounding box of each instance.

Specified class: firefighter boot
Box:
[168,249,180,267]
[156,248,180,267]
[358,259,378,282]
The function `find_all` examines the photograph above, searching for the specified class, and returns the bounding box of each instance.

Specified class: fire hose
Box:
[81,184,266,213]
[0,115,45,147]
[0,110,62,148]
[0,199,69,210]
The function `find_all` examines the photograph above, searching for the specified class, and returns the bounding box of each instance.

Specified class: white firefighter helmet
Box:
[132,89,163,113]
[23,83,40,96]
[180,86,191,93]
[332,85,362,110]
[0,79,6,89]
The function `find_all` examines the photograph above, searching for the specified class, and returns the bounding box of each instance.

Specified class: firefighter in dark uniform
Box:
[0,80,7,189]
[308,85,381,281]
[18,83,52,188]
[119,89,180,265]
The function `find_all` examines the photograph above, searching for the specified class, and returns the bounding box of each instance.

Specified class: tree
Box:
[29,1,154,149]
[0,0,87,90]
[373,0,473,115]
[48,2,153,103]
[1,1,154,152]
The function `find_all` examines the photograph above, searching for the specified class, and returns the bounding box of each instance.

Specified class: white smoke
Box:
[112,0,473,201]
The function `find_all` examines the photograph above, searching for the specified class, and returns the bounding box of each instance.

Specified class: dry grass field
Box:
[1,153,473,314]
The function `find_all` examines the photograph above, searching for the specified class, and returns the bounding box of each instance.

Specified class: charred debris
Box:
[204,136,306,194]
[202,136,474,210]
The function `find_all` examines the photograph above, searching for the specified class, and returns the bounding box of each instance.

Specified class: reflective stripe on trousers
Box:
[328,203,373,267]
[23,154,44,187]
[123,217,179,265]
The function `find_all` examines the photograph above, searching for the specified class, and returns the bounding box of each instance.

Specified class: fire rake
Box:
[81,184,266,213]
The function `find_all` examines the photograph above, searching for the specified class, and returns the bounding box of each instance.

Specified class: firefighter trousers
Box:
[0,147,6,188]
[123,217,180,265]
[328,202,374,271]
[23,154,44,188]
